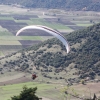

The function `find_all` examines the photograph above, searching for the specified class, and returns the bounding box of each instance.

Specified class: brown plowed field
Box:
[68,25,85,30]
[44,18,75,25]
[19,40,41,47]
[0,20,27,34]
[0,76,32,86]
[13,15,38,20]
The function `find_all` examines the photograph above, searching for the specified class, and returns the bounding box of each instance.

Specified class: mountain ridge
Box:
[0,23,100,82]
[0,0,100,11]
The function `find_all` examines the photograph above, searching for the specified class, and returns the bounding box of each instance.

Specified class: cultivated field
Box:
[0,81,63,100]
[0,5,100,56]
[0,77,100,100]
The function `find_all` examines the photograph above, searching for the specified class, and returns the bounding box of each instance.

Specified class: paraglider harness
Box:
[32,74,37,80]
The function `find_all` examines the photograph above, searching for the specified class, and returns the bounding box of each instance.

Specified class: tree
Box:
[81,79,85,85]
[9,86,40,100]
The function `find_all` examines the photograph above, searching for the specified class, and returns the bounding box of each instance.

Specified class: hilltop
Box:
[0,23,100,84]
[0,0,100,11]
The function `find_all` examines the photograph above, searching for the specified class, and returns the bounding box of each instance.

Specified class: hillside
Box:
[0,0,100,11]
[0,23,100,84]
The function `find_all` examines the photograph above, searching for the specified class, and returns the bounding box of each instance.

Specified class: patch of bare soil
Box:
[71,82,100,97]
[0,76,32,86]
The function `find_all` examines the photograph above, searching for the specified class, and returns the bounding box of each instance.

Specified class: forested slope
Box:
[0,23,100,80]
[0,0,100,11]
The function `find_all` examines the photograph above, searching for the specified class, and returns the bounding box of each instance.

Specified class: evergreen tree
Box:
[9,86,39,100]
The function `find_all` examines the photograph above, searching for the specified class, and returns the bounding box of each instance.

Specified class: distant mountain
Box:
[0,0,100,11]
[0,23,100,82]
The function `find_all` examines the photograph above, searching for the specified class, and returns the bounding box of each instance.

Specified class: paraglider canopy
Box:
[16,25,70,53]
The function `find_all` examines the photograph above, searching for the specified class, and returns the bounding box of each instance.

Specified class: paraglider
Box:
[16,25,70,53]
[16,25,70,80]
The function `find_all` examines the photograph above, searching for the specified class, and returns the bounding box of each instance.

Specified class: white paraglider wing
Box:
[16,25,70,53]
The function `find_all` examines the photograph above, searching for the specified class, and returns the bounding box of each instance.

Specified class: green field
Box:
[0,17,14,20]
[0,50,4,56]
[0,36,43,41]
[0,26,13,36]
[0,40,21,45]
[0,82,64,100]
[76,23,93,27]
